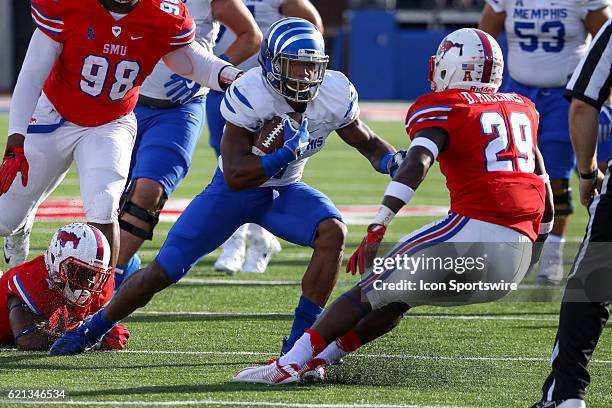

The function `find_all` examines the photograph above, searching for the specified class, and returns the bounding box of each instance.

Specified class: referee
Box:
[532,19,612,408]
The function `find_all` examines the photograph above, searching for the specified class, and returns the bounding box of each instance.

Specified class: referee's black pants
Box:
[541,169,612,402]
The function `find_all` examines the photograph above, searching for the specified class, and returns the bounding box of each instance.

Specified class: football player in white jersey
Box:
[208,0,323,275]
[479,0,610,284]
[47,18,402,357]
[112,0,262,288]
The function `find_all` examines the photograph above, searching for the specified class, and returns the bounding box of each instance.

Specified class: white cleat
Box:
[243,233,281,274]
[214,232,246,275]
[298,358,328,383]
[4,228,31,268]
[531,399,585,408]
[537,239,565,285]
[233,360,300,385]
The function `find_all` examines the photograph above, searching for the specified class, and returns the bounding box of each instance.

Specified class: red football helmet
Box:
[44,223,112,307]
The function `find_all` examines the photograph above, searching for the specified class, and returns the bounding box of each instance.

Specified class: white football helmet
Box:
[429,28,504,93]
[44,223,111,307]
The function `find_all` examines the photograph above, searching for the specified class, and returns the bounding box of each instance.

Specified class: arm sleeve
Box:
[565,19,612,110]
[31,0,66,42]
[162,42,233,92]
[484,0,506,13]
[220,81,262,132]
[8,29,62,136]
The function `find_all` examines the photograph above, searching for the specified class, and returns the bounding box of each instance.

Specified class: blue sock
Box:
[85,309,116,342]
[114,254,141,289]
[283,295,324,354]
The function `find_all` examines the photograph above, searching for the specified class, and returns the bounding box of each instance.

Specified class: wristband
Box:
[14,325,38,341]
[538,173,550,184]
[409,137,439,159]
[372,205,396,227]
[579,169,598,179]
[260,146,294,177]
[218,65,243,91]
[378,152,394,174]
[539,221,553,235]
[384,181,415,204]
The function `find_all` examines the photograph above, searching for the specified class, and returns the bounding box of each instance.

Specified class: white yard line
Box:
[0,400,460,408]
[1,348,610,365]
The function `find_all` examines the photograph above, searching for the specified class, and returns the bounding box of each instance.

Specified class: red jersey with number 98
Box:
[405,89,545,241]
[31,0,195,127]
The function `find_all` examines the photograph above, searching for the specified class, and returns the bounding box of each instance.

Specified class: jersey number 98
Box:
[80,55,140,101]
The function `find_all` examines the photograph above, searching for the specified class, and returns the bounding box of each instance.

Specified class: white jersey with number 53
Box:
[486,0,610,87]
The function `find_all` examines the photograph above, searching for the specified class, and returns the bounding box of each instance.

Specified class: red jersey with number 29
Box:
[405,89,545,241]
[31,0,195,127]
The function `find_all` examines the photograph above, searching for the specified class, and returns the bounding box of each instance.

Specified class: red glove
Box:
[0,146,29,195]
[346,224,386,275]
[99,324,130,351]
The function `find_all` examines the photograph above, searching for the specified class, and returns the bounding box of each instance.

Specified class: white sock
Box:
[278,333,316,367]
[315,341,347,365]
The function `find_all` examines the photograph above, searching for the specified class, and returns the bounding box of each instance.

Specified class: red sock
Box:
[336,329,362,352]
[306,329,328,356]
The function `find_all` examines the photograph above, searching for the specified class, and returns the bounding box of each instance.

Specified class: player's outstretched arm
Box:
[7,296,61,351]
[1,30,62,195]
[346,128,447,275]
[162,42,243,92]
[281,0,324,33]
[336,118,397,174]
[477,4,505,39]
[212,0,262,65]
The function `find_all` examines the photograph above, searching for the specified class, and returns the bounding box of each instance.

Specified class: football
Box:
[252,112,302,156]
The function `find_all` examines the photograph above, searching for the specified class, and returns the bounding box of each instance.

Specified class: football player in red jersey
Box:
[0,223,129,351]
[232,28,555,385]
[0,0,243,271]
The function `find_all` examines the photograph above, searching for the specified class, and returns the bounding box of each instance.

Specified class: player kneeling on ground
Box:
[232,28,555,385]
[0,223,128,351]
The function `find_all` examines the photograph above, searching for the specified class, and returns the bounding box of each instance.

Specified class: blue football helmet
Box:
[259,17,328,103]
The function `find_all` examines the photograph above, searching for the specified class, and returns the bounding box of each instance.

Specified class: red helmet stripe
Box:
[474,30,493,84]
[89,225,104,261]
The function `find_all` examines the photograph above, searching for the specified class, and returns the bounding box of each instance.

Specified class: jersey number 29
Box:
[481,111,535,173]
[80,56,140,101]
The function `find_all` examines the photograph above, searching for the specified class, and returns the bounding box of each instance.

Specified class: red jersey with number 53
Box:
[405,89,545,241]
[31,0,195,127]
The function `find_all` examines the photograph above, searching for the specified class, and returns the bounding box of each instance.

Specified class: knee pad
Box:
[553,183,573,217]
[119,181,167,240]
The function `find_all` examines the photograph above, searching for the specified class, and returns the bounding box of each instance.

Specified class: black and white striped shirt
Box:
[565,18,612,110]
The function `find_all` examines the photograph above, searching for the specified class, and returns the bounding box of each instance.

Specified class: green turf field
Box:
[0,114,609,408]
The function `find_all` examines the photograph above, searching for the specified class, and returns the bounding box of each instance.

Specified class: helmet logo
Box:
[57,231,81,249]
[439,40,464,58]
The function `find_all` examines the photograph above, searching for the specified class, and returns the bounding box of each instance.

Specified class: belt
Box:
[138,95,203,109]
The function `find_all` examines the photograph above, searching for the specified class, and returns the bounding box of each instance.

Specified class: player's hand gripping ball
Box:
[252,112,303,156]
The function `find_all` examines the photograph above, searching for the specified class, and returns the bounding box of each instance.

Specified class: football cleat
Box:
[537,239,565,285]
[48,324,103,356]
[214,230,247,275]
[4,227,31,268]
[243,232,281,274]
[298,358,328,383]
[530,399,585,408]
[232,359,300,385]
